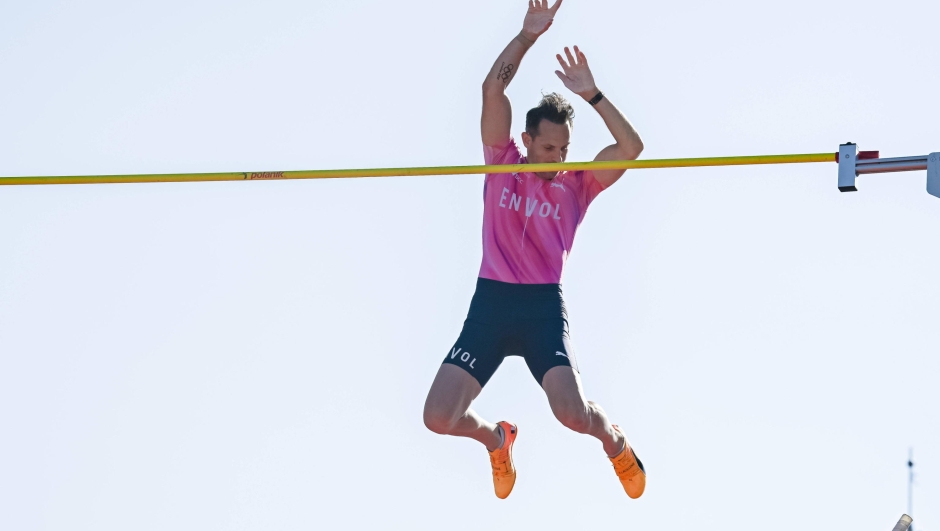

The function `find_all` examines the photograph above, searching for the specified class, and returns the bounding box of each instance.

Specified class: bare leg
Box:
[423,364,502,451]
[541,366,626,457]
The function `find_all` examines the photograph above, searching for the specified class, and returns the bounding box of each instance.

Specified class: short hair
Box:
[525,92,575,137]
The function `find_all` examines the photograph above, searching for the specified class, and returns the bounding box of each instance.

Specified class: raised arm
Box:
[481,0,563,147]
[555,46,644,188]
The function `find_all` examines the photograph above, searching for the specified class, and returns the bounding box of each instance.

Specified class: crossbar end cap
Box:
[927,153,940,199]
[891,514,913,531]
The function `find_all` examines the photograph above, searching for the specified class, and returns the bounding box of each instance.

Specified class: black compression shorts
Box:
[442,277,579,387]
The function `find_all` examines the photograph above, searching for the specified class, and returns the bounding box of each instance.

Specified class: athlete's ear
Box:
[521,132,533,149]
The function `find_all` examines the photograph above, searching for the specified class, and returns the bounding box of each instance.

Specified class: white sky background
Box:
[0,0,937,529]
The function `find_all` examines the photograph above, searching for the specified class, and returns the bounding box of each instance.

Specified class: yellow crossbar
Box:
[0,153,836,186]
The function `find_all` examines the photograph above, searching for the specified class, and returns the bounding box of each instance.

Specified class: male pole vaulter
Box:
[423,0,646,499]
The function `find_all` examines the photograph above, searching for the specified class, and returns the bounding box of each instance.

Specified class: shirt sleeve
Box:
[483,138,523,199]
[579,170,608,208]
[483,137,521,165]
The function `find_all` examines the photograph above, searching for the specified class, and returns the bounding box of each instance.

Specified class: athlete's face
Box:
[522,119,571,180]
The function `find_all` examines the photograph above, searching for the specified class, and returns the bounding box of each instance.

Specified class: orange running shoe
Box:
[488,421,518,499]
[609,425,646,499]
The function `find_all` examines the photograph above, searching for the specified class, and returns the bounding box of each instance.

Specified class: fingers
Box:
[554,70,572,85]
[564,46,576,66]
[550,0,563,13]
[556,46,587,68]
[574,45,587,64]
[531,0,549,10]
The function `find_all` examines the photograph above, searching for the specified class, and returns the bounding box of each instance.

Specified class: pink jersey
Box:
[479,137,607,284]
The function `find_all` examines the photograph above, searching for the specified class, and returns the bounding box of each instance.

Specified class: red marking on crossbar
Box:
[834,151,880,162]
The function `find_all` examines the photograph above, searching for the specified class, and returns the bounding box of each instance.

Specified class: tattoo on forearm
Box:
[497,62,515,84]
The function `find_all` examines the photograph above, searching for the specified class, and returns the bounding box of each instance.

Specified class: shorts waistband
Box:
[467,277,567,321]
[475,277,562,294]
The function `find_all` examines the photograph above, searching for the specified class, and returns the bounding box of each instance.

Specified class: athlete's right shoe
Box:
[609,425,646,499]
[488,421,518,499]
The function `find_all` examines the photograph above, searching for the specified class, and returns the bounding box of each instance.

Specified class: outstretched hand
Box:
[521,0,563,41]
[555,46,598,100]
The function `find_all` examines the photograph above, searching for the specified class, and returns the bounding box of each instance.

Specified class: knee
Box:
[554,404,592,434]
[423,405,457,435]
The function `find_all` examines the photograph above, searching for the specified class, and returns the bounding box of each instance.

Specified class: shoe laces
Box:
[489,447,512,476]
[612,449,641,479]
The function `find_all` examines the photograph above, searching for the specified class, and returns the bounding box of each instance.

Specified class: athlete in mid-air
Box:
[423,0,646,499]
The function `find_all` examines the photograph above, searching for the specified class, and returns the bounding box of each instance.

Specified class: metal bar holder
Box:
[838,142,939,198]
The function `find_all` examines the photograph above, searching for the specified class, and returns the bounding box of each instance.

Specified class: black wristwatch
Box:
[588,91,605,106]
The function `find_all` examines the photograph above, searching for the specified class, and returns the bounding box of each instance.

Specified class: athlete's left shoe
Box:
[609,425,646,499]
[488,421,518,499]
